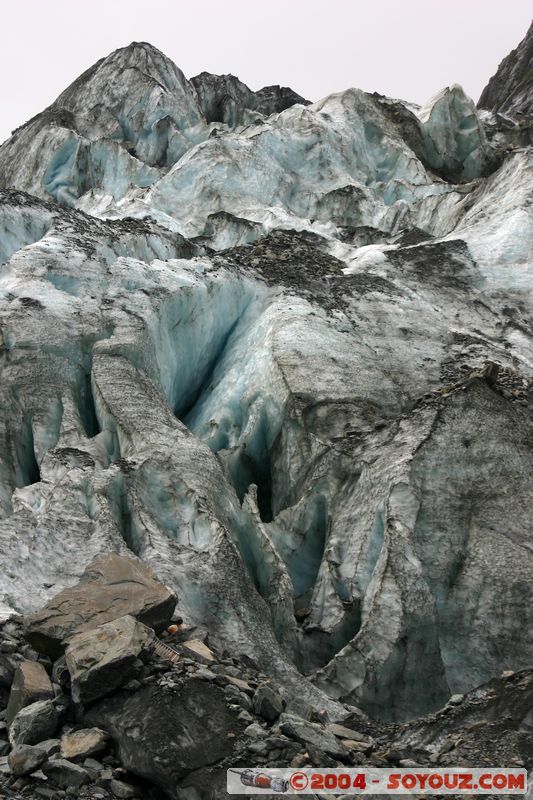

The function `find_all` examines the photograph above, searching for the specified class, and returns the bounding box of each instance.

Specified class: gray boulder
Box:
[8,699,58,746]
[25,554,176,657]
[85,677,245,796]
[38,738,61,758]
[110,778,140,798]
[253,683,284,722]
[8,743,48,776]
[42,757,90,788]
[65,615,154,705]
[6,660,54,726]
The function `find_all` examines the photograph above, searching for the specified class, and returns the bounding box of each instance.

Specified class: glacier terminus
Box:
[0,21,532,799]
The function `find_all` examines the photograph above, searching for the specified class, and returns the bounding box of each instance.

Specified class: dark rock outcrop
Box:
[191,72,309,126]
[191,72,258,126]
[255,84,311,115]
[478,21,533,116]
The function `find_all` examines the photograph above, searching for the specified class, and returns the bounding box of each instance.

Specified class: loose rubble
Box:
[0,559,531,799]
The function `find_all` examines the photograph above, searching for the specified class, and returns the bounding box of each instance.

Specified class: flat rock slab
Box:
[24,554,176,657]
[66,615,154,705]
[60,727,109,760]
[279,712,347,758]
[42,758,90,789]
[6,661,53,726]
[326,723,372,743]
[180,639,216,664]
[224,675,253,693]
[341,738,372,752]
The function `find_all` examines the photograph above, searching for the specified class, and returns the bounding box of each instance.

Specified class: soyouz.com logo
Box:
[227,767,527,794]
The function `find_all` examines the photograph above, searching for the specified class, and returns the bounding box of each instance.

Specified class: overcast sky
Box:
[1,1,531,143]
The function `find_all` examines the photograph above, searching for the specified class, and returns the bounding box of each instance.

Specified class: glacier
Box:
[0,34,532,727]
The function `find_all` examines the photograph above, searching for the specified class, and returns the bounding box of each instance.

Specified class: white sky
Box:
[1,0,531,143]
